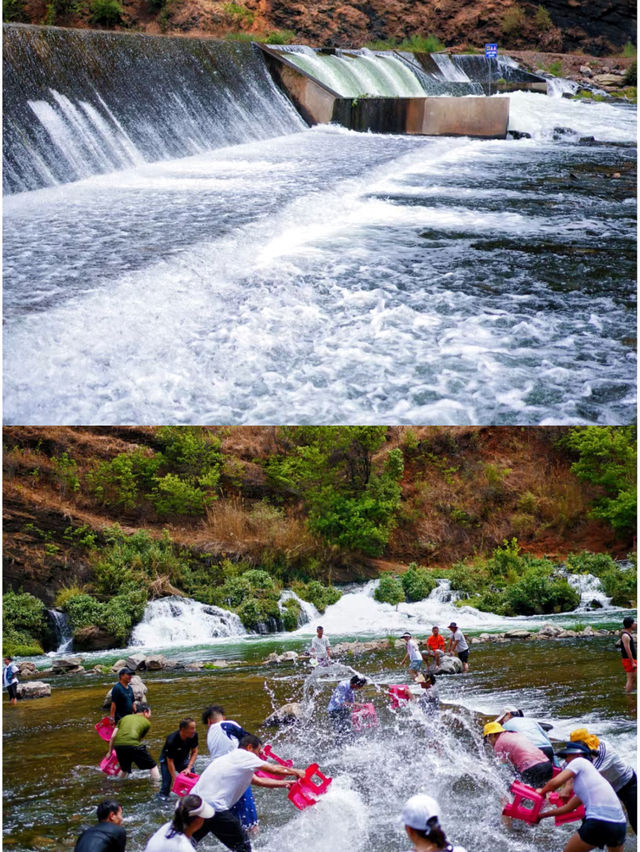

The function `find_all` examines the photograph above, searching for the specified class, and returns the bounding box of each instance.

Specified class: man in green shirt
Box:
[107,703,160,783]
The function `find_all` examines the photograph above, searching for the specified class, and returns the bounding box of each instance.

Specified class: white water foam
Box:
[130,596,245,647]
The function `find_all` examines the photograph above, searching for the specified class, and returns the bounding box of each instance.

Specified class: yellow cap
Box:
[483,721,505,737]
[570,728,600,750]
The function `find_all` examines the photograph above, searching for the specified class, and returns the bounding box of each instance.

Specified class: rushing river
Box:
[3,92,636,425]
[2,636,636,852]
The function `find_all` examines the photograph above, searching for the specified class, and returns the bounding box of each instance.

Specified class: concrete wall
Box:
[406,96,510,138]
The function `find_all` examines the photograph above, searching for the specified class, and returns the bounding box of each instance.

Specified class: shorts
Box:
[458,649,469,664]
[521,760,553,787]
[409,660,422,671]
[578,818,626,848]
[622,658,636,673]
[6,683,18,701]
[114,745,157,773]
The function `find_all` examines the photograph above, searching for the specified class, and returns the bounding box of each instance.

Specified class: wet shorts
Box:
[114,745,157,773]
[578,818,626,848]
[409,660,422,671]
[6,683,18,701]
[458,649,469,664]
[622,658,636,673]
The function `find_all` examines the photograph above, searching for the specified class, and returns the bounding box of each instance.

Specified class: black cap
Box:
[556,742,593,758]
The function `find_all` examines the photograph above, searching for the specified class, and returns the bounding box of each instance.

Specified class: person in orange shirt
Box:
[424,626,445,671]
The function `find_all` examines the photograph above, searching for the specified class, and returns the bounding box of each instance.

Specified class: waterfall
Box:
[47,608,73,653]
[279,590,319,626]
[567,574,612,611]
[546,77,581,98]
[130,596,246,647]
[3,24,305,194]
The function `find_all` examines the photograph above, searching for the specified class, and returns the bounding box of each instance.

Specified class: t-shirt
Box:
[568,757,626,823]
[111,682,135,722]
[493,732,548,773]
[426,635,445,653]
[2,663,19,688]
[144,822,196,852]
[161,730,199,766]
[620,630,636,660]
[450,630,468,653]
[328,680,355,711]
[193,748,264,811]
[406,639,422,662]
[207,720,249,761]
[311,635,330,660]
[593,741,634,792]
[74,822,126,852]
[113,714,151,748]
[503,717,552,751]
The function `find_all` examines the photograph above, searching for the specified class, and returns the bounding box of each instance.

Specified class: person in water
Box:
[401,793,467,852]
[424,627,445,671]
[202,706,257,833]
[3,655,19,705]
[415,673,439,716]
[109,668,136,723]
[483,721,553,786]
[446,623,469,672]
[74,800,126,852]
[327,675,367,742]
[191,733,306,852]
[310,625,332,666]
[569,728,637,833]
[537,742,627,852]
[144,795,215,851]
[108,703,160,783]
[401,632,424,680]
[158,717,199,799]
[620,615,636,694]
[494,706,556,763]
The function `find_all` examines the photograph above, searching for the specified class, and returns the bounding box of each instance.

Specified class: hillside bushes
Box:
[2,591,48,655]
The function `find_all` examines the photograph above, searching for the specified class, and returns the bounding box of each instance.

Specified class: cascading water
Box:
[3,24,304,194]
[567,573,612,610]
[47,608,73,653]
[279,590,319,626]
[129,596,245,647]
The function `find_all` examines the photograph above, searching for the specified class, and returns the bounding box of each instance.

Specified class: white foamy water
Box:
[4,95,635,425]
[568,573,612,610]
[130,596,245,647]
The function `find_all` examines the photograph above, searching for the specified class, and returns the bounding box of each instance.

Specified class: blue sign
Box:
[485,43,498,58]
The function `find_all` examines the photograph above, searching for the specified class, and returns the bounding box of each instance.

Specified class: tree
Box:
[374,575,404,607]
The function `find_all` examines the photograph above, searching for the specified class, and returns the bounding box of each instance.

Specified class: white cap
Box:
[181,798,215,819]
[401,794,440,830]
[495,705,519,723]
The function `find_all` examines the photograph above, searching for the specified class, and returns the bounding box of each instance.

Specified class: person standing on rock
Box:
[158,717,199,799]
[108,703,160,783]
[109,668,136,723]
[310,625,331,666]
[620,615,636,694]
[192,733,306,851]
[446,623,469,672]
[424,626,445,672]
[3,655,19,705]
[74,799,126,852]
[401,632,424,681]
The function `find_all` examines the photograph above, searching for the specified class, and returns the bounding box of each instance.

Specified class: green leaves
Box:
[374,575,404,607]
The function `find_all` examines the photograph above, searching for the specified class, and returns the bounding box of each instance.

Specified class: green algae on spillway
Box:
[3,637,637,852]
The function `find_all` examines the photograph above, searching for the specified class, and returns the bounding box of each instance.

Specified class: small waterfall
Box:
[567,574,612,611]
[279,590,319,626]
[432,53,473,83]
[426,578,462,605]
[130,596,246,647]
[546,77,580,97]
[47,608,73,653]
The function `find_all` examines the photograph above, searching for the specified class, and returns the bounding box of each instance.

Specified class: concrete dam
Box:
[3,24,546,194]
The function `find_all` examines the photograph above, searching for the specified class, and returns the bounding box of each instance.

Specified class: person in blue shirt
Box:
[109,669,136,723]
[495,706,556,763]
[327,675,367,743]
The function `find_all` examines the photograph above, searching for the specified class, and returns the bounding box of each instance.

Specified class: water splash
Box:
[130,596,245,647]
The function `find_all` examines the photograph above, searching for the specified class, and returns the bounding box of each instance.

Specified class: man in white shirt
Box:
[447,622,470,672]
[310,625,331,666]
[400,632,423,681]
[192,734,305,851]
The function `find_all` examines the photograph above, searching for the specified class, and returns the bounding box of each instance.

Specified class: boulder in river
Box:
[538,624,564,637]
[504,630,532,639]
[264,702,303,728]
[434,655,463,675]
[17,681,51,699]
[111,659,128,672]
[125,654,147,671]
[145,655,166,670]
[265,651,299,664]
[73,626,117,651]
[16,661,39,679]
[51,657,84,674]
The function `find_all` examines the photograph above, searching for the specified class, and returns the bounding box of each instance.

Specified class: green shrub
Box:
[518,491,539,514]
[399,34,445,53]
[3,0,27,21]
[89,0,122,25]
[100,592,147,644]
[216,576,252,609]
[243,570,275,591]
[3,591,47,639]
[3,639,44,656]
[92,527,185,596]
[622,41,637,58]
[501,4,526,38]
[503,568,580,615]
[282,598,301,631]
[545,59,563,77]
[150,473,209,517]
[54,585,87,609]
[266,29,295,44]
[565,551,617,575]
[51,452,80,495]
[374,575,404,607]
[535,5,553,31]
[222,1,253,25]
[156,427,222,484]
[294,580,342,613]
[62,594,105,631]
[622,62,636,86]
[401,564,437,601]
[448,560,489,595]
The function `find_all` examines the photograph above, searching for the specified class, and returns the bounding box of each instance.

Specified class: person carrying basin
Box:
[191,733,306,852]
[569,729,636,833]
[401,632,424,681]
[414,673,440,717]
[107,703,160,784]
[145,794,215,852]
[74,799,126,852]
[620,615,636,694]
[3,655,19,706]
[537,741,627,852]
[483,721,553,786]
[327,674,367,743]
[310,625,332,666]
[446,623,469,672]
[202,705,257,833]
[158,717,199,800]
[109,668,137,724]
[495,706,556,763]
[401,794,467,852]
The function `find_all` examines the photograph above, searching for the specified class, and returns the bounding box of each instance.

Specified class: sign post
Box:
[485,43,497,96]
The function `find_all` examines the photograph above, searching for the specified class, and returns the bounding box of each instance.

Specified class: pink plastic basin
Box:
[172,771,200,796]
[549,792,586,825]
[255,745,294,780]
[95,717,115,742]
[99,752,121,776]
[352,703,378,732]
[389,685,412,708]
[502,780,545,823]
[287,763,332,810]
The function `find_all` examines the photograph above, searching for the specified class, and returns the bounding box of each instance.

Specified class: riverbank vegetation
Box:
[3,426,635,654]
